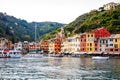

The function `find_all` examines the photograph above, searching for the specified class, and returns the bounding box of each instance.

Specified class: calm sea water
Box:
[0,56,120,80]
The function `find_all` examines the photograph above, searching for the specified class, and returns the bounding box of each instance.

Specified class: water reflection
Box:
[0,57,120,79]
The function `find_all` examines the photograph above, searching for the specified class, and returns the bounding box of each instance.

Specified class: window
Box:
[114,44,118,48]
[105,49,108,51]
[88,35,89,37]
[87,43,89,46]
[90,43,92,46]
[115,39,117,42]
[115,49,118,51]
[100,40,102,43]
[91,34,93,37]
[83,48,84,51]
[110,44,113,46]
[106,40,108,43]
[95,48,97,51]
[87,48,89,51]
[95,44,97,46]
[106,44,108,47]
[90,48,92,51]
[110,49,113,51]
[110,39,113,41]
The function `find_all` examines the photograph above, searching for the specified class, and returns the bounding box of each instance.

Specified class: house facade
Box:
[28,42,37,53]
[40,41,49,52]
[48,40,55,54]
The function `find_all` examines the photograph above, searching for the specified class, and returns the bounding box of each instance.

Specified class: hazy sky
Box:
[0,0,120,23]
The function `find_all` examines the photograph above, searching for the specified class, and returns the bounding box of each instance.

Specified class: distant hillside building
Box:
[0,38,9,49]
[28,42,37,53]
[103,2,119,10]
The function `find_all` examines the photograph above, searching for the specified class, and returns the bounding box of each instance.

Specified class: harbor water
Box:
[0,56,120,80]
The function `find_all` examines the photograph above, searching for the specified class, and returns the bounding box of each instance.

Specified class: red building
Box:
[80,27,110,53]
[40,41,49,52]
[92,27,110,38]
[87,27,110,52]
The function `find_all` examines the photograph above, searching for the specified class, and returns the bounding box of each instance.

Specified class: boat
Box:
[9,49,22,58]
[23,53,43,58]
[0,49,10,58]
[92,56,109,60]
[49,53,64,57]
[0,49,22,58]
[72,52,87,57]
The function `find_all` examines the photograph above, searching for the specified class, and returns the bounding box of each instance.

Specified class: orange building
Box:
[40,41,49,52]
[54,38,61,53]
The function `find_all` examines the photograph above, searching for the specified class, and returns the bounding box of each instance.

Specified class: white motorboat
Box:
[9,49,22,58]
[0,49,22,58]
[72,52,87,57]
[92,56,109,60]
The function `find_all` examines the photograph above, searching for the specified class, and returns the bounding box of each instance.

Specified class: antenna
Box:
[35,23,37,42]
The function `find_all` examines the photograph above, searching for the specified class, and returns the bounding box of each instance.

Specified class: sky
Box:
[0,0,120,24]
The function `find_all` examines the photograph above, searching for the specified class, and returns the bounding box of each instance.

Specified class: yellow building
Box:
[8,41,13,49]
[113,34,120,52]
[86,32,95,53]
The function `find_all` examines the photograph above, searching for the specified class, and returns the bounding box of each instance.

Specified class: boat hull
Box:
[92,56,109,60]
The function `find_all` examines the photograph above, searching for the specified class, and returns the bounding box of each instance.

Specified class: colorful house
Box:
[86,32,95,53]
[113,34,120,53]
[86,27,110,53]
[48,39,55,54]
[40,41,49,52]
[54,38,61,53]
[80,33,86,52]
[28,42,37,53]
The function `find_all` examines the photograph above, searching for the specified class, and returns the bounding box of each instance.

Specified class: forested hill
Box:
[64,4,120,36]
[0,12,65,42]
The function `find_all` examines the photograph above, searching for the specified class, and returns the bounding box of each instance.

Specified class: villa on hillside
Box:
[103,2,119,10]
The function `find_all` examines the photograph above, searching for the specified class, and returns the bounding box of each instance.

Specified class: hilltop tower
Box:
[60,27,65,38]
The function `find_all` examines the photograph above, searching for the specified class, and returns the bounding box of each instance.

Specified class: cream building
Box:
[48,39,55,53]
[103,2,119,10]
[0,38,8,49]
[61,38,71,53]
[66,34,80,53]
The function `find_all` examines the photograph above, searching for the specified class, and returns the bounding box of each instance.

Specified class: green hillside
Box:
[0,12,65,42]
[64,4,120,36]
[42,4,120,40]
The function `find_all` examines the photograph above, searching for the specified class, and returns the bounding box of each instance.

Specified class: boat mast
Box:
[35,23,37,42]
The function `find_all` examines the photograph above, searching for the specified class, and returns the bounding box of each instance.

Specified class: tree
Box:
[22,35,31,41]
[99,7,104,11]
